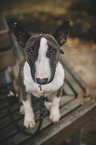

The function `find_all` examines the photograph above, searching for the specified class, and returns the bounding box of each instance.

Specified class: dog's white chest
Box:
[23,61,65,97]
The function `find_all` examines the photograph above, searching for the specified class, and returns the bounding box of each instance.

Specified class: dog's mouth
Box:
[34,75,55,85]
[33,75,54,85]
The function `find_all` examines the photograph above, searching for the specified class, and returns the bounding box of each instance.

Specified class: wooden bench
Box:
[0,12,16,70]
[0,32,96,145]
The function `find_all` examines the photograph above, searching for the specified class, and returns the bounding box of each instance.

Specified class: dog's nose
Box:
[36,78,48,84]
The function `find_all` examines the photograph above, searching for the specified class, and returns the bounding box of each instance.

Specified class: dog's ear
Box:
[13,23,31,47]
[53,21,69,47]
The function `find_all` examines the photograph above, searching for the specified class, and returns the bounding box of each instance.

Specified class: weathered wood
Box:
[0,13,16,70]
[0,99,8,109]
[0,96,74,142]
[41,98,83,130]
[0,112,21,130]
[2,97,82,145]
[23,101,96,145]
[0,47,16,70]
[0,12,12,50]
[63,81,74,95]
[60,56,87,89]
[0,102,19,119]
[61,61,85,95]
[60,56,96,97]
[0,69,9,84]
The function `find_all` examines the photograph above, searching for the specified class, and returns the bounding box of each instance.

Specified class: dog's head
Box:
[14,21,69,85]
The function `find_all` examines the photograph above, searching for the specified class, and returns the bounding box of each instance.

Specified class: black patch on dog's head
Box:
[25,36,41,82]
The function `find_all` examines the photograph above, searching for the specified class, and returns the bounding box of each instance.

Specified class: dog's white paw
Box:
[49,107,60,123]
[24,115,36,129]
[20,105,25,115]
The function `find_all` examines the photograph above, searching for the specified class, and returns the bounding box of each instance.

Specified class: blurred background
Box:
[0,0,96,92]
[0,0,96,144]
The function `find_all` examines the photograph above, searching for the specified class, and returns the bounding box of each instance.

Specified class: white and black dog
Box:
[14,21,69,129]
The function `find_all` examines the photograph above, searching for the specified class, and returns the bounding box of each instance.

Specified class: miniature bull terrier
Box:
[14,21,69,129]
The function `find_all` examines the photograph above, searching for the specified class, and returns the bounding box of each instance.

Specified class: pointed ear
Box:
[13,23,31,47]
[53,21,69,46]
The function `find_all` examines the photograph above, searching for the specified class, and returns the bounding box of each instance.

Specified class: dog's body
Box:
[14,22,69,129]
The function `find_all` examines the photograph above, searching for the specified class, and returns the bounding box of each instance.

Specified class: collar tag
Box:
[38,85,45,96]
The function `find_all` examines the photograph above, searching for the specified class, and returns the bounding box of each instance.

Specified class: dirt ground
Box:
[1,0,96,144]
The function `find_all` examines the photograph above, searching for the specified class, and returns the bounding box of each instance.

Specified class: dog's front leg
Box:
[49,95,61,123]
[22,93,36,129]
[49,87,63,123]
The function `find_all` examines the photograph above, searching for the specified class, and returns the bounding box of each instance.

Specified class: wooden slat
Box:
[63,81,74,95]
[23,101,96,145]
[0,94,7,100]
[60,56,96,97]
[0,108,8,119]
[60,56,87,89]
[63,65,85,95]
[0,98,8,109]
[0,98,40,131]
[0,112,21,130]
[0,96,74,137]
[0,69,9,84]
[0,102,19,119]
[1,96,74,144]
[41,98,83,130]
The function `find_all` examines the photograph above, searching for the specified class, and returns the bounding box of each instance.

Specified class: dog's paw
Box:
[24,115,36,129]
[49,107,60,123]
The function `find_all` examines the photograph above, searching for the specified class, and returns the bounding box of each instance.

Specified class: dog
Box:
[13,21,69,129]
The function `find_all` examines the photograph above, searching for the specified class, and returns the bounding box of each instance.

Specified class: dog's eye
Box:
[28,48,34,54]
[49,48,56,54]
[30,49,34,53]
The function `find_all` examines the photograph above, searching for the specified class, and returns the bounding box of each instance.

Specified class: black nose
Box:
[36,78,48,84]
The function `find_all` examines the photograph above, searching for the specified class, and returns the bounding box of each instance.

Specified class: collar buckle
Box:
[38,85,45,96]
